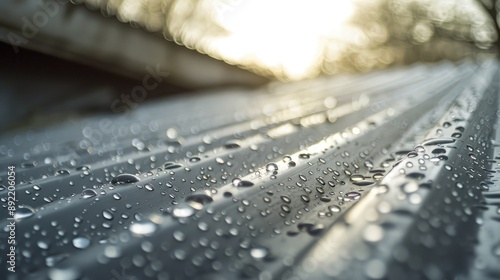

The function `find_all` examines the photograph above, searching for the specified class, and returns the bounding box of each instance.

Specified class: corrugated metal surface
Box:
[1,60,500,279]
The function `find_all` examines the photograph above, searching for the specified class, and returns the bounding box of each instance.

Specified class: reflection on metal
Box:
[1,60,500,279]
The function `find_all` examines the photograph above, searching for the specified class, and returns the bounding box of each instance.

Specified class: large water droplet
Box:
[72,236,90,249]
[111,174,140,185]
[421,138,455,146]
[81,189,97,199]
[130,221,157,236]
[14,205,35,220]
[250,247,269,259]
[185,192,214,210]
[172,203,196,218]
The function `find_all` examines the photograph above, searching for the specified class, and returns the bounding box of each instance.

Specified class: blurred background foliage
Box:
[82,0,500,80]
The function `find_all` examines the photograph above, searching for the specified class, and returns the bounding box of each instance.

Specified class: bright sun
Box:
[210,0,355,80]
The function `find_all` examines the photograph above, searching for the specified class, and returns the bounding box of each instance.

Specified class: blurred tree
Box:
[479,0,500,50]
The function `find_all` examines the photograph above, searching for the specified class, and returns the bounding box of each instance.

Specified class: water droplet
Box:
[48,267,81,280]
[329,205,341,213]
[320,195,331,202]
[232,178,242,186]
[21,162,36,168]
[76,165,90,171]
[281,204,291,213]
[414,146,425,153]
[300,195,310,202]
[38,240,49,249]
[250,247,269,259]
[281,196,291,203]
[406,172,425,180]
[81,189,97,199]
[144,183,154,191]
[308,224,325,235]
[407,152,418,158]
[172,203,196,218]
[421,138,455,146]
[198,221,209,231]
[72,236,90,249]
[224,140,241,149]
[235,180,254,187]
[173,230,185,242]
[298,223,313,231]
[45,254,69,267]
[111,174,140,185]
[185,192,213,210]
[432,148,446,154]
[14,205,35,220]
[189,157,201,162]
[130,221,157,236]
[55,169,70,176]
[173,249,187,260]
[298,153,310,159]
[400,181,419,193]
[353,180,375,186]
[350,174,364,182]
[164,162,183,170]
[266,163,278,172]
[345,191,361,200]
[102,210,114,220]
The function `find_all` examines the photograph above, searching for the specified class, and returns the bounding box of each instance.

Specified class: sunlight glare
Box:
[212,0,355,80]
